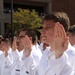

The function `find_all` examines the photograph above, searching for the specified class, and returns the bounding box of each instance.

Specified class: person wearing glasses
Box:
[19,29,42,65]
[10,29,42,75]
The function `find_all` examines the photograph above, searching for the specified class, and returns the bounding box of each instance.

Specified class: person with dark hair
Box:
[19,29,42,65]
[37,12,74,75]
[10,29,42,75]
[42,12,70,32]
[0,38,13,75]
[67,25,75,47]
[1,12,74,75]
[66,25,75,73]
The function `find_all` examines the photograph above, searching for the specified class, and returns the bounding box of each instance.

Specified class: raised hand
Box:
[3,45,8,57]
[52,22,69,58]
[21,35,32,57]
[12,37,18,51]
[1,41,8,57]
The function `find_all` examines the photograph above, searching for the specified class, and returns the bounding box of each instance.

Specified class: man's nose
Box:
[42,28,46,34]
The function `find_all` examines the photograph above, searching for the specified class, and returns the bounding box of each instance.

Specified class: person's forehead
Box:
[19,31,25,36]
[43,20,55,26]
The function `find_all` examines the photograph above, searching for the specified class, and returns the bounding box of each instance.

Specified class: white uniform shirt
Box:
[0,48,13,75]
[12,49,20,63]
[0,54,12,75]
[37,48,74,75]
[39,43,43,52]
[31,45,42,65]
[10,53,37,75]
[0,50,4,60]
[66,43,75,73]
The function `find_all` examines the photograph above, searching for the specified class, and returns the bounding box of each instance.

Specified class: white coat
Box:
[10,54,37,75]
[0,54,12,75]
[12,49,20,63]
[0,48,21,75]
[66,43,75,73]
[31,45,42,65]
[37,48,74,75]
[0,48,13,75]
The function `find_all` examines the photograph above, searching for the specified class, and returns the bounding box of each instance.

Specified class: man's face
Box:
[19,31,25,47]
[41,20,55,46]
[67,32,75,45]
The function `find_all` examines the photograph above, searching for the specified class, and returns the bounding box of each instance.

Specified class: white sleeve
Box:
[22,54,37,75]
[50,52,74,75]
[0,53,4,75]
[0,55,12,75]
[60,64,74,75]
[12,49,20,63]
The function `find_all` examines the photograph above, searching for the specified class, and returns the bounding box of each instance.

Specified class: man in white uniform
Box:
[67,25,75,47]
[19,29,42,65]
[37,12,74,75]
[10,34,37,75]
[66,25,75,72]
[0,38,12,75]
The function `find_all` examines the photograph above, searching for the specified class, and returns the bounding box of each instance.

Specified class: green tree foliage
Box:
[13,8,42,33]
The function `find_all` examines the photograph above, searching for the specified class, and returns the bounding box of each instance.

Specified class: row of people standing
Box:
[0,29,42,75]
[38,12,75,75]
[0,11,75,75]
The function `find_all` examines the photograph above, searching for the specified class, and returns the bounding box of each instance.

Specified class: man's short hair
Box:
[20,28,38,44]
[43,12,70,32]
[68,25,75,35]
